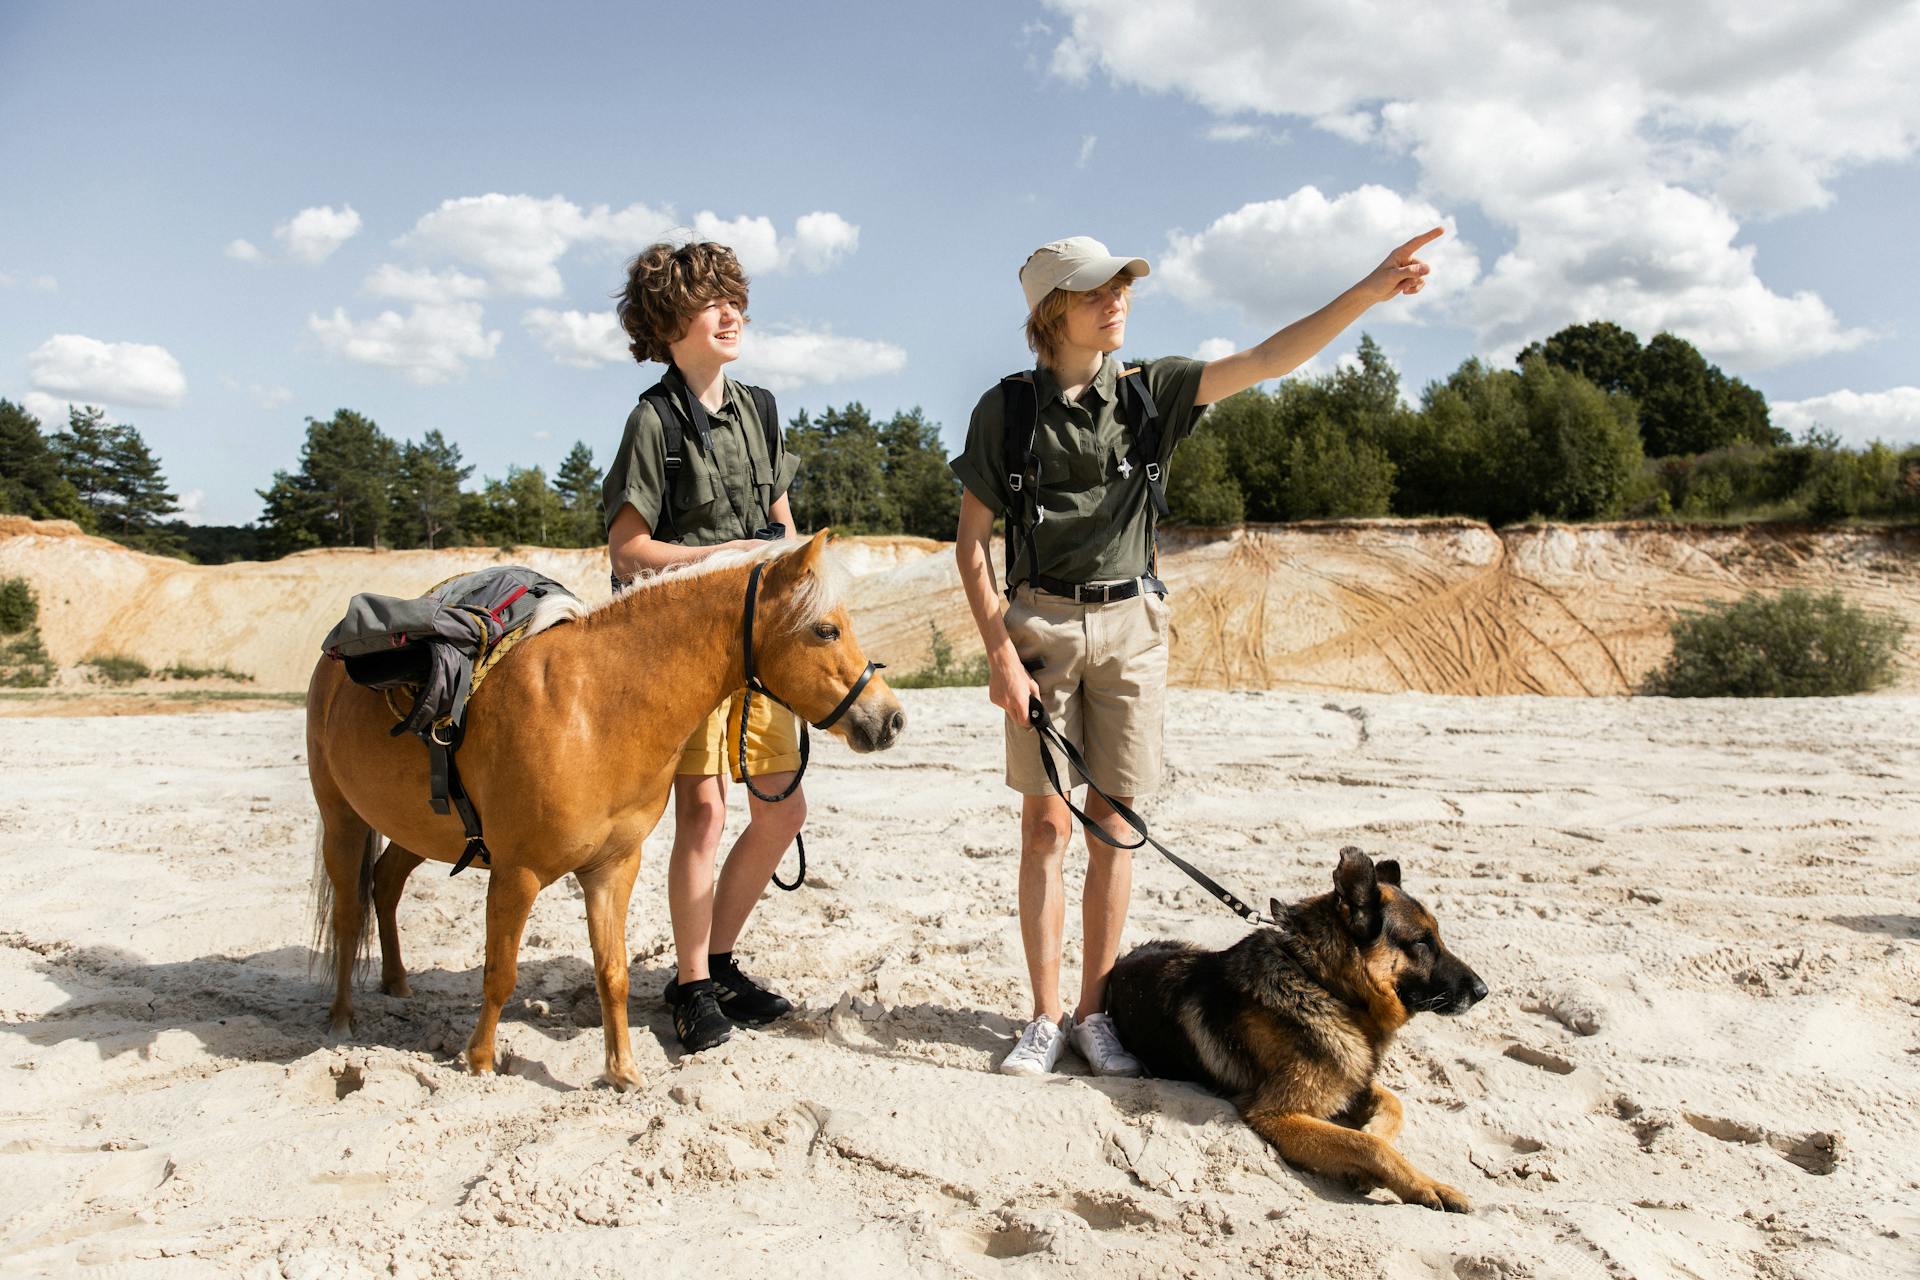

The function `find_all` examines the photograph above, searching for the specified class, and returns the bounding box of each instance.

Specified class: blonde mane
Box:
[589,538,849,630]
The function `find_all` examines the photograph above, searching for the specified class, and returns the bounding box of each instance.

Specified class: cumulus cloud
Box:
[399,194,862,296]
[1077,135,1099,169]
[735,327,908,392]
[521,308,626,368]
[1772,387,1920,448]
[363,264,489,303]
[1044,0,1915,370]
[225,238,263,264]
[27,334,188,409]
[307,302,501,384]
[1191,336,1237,361]
[21,391,74,428]
[1160,185,1478,323]
[274,205,362,265]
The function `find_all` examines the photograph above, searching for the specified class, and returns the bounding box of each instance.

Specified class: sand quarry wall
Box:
[3,514,1917,694]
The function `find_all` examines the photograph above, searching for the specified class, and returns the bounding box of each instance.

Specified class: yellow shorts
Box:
[678,687,804,780]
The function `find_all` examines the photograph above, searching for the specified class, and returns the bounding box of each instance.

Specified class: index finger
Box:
[1401,226,1445,255]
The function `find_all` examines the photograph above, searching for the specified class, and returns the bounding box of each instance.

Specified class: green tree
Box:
[103,420,179,537]
[1514,357,1644,520]
[0,399,86,521]
[879,408,960,540]
[390,429,472,549]
[257,409,398,553]
[1164,430,1244,525]
[787,403,894,533]
[1518,320,1644,398]
[474,465,567,547]
[49,405,117,530]
[553,440,604,547]
[1286,414,1396,518]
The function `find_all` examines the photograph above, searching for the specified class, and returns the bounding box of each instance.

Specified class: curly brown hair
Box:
[616,241,751,365]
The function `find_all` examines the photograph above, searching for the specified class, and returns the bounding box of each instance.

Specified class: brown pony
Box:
[304,531,903,1089]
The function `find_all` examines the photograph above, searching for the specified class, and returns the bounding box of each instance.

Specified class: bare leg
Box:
[1018,794,1074,1023]
[1073,789,1134,1022]
[465,865,542,1076]
[576,852,643,1090]
[1243,1102,1470,1213]
[667,773,728,984]
[321,819,375,1037]
[372,844,424,997]
[710,775,806,953]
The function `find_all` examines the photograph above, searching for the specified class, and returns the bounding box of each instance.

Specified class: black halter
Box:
[736,559,885,889]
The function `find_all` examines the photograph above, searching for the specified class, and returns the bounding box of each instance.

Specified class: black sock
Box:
[708,951,734,970]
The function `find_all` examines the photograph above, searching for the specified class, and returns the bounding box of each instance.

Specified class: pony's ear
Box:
[768,528,832,594]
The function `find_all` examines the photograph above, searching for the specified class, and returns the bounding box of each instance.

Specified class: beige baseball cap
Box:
[1019,236,1151,312]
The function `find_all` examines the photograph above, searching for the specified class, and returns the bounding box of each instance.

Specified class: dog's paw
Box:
[1404,1180,1472,1213]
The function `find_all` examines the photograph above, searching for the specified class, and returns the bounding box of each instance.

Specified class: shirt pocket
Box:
[667,460,723,535]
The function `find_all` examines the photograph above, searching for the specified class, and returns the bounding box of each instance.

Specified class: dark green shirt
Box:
[949,354,1207,584]
[601,370,799,548]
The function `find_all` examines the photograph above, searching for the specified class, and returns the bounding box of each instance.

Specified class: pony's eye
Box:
[812,622,840,642]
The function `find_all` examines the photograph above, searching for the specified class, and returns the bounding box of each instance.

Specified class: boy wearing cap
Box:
[951,229,1444,1077]
[603,240,803,1055]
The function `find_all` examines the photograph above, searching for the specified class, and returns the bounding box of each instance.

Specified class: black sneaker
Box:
[663,978,732,1053]
[709,953,793,1026]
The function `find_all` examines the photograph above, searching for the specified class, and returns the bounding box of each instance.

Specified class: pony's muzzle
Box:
[841,692,906,753]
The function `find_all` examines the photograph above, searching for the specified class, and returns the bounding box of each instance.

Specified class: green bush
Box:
[1165,431,1245,526]
[159,662,254,682]
[84,653,152,684]
[0,631,54,687]
[1642,590,1907,697]
[890,622,989,689]
[0,577,35,635]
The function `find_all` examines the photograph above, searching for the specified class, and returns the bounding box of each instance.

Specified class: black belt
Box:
[1026,573,1167,604]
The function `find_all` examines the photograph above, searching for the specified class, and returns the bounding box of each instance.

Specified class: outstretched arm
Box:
[1196,228,1444,406]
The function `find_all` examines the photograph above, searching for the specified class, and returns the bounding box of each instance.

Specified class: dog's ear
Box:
[1334,846,1382,942]
[1269,897,1284,922]
[1375,859,1402,888]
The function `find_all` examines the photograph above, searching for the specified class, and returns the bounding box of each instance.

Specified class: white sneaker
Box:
[1071,1011,1143,1077]
[999,1014,1071,1077]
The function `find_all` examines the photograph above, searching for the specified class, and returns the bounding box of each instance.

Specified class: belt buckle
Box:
[1080,582,1114,604]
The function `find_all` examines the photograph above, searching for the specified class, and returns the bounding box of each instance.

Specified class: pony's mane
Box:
[587,538,849,630]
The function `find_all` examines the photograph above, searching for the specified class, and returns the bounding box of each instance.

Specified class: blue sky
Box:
[4,1,1916,525]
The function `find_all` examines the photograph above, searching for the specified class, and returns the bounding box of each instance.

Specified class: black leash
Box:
[737,560,884,892]
[1026,694,1274,926]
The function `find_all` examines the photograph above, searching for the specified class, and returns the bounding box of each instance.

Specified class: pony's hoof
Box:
[381,976,412,998]
[325,1015,353,1042]
[465,1048,496,1076]
[603,1064,643,1092]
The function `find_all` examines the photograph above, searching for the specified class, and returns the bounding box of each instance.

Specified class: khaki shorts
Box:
[679,688,804,780]
[1001,583,1170,797]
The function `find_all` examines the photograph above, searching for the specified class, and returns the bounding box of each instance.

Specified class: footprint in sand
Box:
[1503,1044,1577,1075]
[1682,1112,1844,1175]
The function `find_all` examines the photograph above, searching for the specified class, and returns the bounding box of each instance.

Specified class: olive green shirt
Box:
[601,370,799,548]
[949,354,1207,585]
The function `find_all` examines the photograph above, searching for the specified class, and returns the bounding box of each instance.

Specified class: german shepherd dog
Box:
[1105,848,1487,1212]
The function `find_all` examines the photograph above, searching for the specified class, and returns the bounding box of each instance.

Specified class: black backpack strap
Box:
[748,384,780,528]
[639,381,685,540]
[1000,372,1041,597]
[1118,364,1169,578]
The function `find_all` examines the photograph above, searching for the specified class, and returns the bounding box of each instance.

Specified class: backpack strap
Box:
[638,381,684,540]
[1117,364,1168,576]
[747,384,780,529]
[999,372,1041,598]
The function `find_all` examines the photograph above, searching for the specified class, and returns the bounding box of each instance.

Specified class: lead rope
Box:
[1026,694,1274,926]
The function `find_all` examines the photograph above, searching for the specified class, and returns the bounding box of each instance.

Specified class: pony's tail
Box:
[308,817,381,982]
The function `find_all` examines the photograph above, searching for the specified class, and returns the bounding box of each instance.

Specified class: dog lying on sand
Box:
[1105,847,1487,1211]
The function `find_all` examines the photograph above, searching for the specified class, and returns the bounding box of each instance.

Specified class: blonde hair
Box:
[1024,267,1138,363]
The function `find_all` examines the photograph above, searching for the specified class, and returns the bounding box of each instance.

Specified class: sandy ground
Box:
[2,690,1916,1278]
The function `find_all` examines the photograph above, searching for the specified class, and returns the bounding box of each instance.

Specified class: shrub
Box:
[159,662,254,682]
[889,622,989,689]
[84,653,152,684]
[1165,431,1245,526]
[0,577,36,635]
[0,631,53,687]
[1642,590,1907,697]
[1286,416,1396,518]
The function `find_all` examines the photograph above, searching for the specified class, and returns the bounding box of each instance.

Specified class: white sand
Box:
[2,691,1916,1278]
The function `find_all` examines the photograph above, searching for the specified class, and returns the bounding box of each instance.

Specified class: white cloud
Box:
[174,489,207,525]
[27,334,188,409]
[1160,185,1479,323]
[1044,0,1916,370]
[1,272,58,291]
[531,430,551,442]
[399,193,862,295]
[1077,134,1099,169]
[1191,336,1236,361]
[1202,121,1282,145]
[225,238,263,264]
[1772,387,1920,448]
[735,327,908,392]
[220,375,294,410]
[21,391,74,428]
[363,263,489,302]
[274,205,362,265]
[307,301,501,384]
[522,308,626,368]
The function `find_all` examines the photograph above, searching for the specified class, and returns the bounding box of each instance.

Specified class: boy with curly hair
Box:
[601,240,802,1054]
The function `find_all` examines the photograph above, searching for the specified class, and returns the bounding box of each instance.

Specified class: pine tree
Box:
[553,440,604,547]
[257,409,398,552]
[50,406,117,530]
[391,429,472,549]
[104,422,179,535]
[879,408,960,540]
[0,399,86,521]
